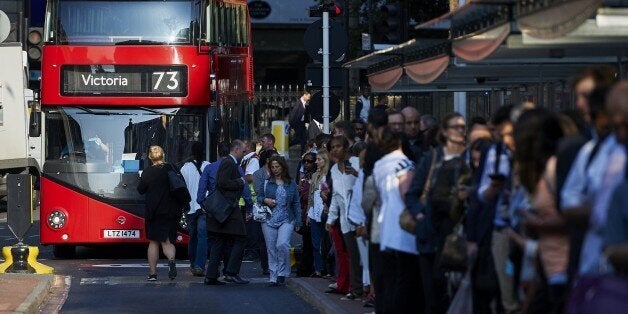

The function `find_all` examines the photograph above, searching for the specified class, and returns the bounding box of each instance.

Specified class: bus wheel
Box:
[53,245,76,259]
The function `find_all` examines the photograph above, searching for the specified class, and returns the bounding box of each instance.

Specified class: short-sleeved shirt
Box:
[374,150,417,255]
[181,160,210,214]
[241,152,260,176]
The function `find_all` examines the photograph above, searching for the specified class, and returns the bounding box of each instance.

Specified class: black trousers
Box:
[419,253,449,314]
[380,250,423,314]
[293,125,307,154]
[297,225,314,276]
[206,232,246,280]
[343,231,363,295]
[369,243,384,314]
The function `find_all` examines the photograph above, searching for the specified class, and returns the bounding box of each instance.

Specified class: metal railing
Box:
[252,84,307,138]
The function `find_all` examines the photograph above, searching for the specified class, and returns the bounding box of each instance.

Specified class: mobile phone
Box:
[489,173,506,181]
[344,160,352,168]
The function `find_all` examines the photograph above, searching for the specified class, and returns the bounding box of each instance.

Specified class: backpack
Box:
[240,153,258,172]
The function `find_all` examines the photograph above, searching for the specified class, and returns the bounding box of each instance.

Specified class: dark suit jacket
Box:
[206,155,247,236]
[289,100,307,131]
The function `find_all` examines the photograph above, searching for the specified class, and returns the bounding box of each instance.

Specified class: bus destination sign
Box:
[62,65,188,97]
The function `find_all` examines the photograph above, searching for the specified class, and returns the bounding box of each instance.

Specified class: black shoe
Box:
[168,260,177,280]
[277,276,285,285]
[147,274,157,281]
[190,267,204,277]
[204,278,226,285]
[268,282,280,287]
[223,275,250,284]
[262,269,270,275]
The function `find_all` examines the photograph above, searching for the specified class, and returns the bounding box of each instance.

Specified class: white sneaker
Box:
[328,282,338,289]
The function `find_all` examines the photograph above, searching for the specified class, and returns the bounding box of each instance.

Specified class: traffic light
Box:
[27,27,43,70]
[309,2,343,18]
[380,3,401,44]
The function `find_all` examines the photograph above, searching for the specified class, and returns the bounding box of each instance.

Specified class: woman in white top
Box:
[372,126,420,312]
[325,135,362,296]
[306,149,331,277]
[180,142,210,276]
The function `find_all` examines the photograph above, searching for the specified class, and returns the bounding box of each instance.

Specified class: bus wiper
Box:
[139,107,178,116]
[76,107,122,116]
[115,40,166,45]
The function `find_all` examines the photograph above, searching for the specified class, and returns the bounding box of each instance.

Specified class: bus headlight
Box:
[47,210,67,229]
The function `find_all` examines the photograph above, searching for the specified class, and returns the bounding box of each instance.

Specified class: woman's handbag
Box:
[399,148,437,233]
[253,180,272,222]
[253,202,272,222]
[440,222,468,271]
[168,165,191,204]
[399,209,416,233]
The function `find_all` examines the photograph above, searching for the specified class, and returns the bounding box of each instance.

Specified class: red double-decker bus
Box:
[38,0,253,257]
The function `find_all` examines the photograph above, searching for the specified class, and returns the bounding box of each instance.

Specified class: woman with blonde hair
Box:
[307,149,331,277]
[137,145,181,281]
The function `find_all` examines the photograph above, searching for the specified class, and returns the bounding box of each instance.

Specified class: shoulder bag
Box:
[400,148,437,233]
[168,164,191,204]
[201,189,234,224]
[253,180,272,222]
[440,219,468,271]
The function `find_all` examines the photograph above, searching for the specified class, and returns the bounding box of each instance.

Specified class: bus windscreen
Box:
[52,0,195,45]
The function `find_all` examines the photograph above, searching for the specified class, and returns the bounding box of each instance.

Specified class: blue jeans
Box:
[187,211,208,270]
[262,221,294,283]
[310,220,325,272]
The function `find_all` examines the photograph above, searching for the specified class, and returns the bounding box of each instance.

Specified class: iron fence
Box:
[252,84,307,138]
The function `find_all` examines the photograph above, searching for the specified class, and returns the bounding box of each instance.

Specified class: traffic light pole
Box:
[322,11,330,133]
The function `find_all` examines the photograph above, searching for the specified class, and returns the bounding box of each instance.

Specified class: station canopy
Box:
[344,0,628,92]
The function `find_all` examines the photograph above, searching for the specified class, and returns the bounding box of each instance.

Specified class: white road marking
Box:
[79,276,269,285]
[91,263,189,268]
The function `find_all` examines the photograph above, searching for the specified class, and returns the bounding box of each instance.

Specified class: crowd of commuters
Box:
[138,66,628,314]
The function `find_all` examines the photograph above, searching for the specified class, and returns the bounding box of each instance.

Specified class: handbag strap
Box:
[193,160,202,175]
[420,147,438,204]
[262,179,268,202]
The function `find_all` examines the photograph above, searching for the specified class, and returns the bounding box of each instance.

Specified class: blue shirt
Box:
[560,135,617,210]
[258,178,302,228]
[477,143,512,227]
[197,157,252,210]
[267,184,290,228]
[579,137,626,274]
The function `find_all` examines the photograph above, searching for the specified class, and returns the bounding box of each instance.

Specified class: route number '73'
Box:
[152,71,179,90]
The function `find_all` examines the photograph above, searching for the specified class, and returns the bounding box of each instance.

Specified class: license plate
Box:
[103,229,140,239]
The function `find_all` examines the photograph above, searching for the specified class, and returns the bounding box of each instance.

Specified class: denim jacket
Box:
[258,177,302,227]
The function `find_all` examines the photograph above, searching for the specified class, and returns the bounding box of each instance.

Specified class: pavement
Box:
[288,276,373,314]
[0,272,371,314]
[0,273,54,313]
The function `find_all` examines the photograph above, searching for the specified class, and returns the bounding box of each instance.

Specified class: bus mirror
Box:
[28,100,41,137]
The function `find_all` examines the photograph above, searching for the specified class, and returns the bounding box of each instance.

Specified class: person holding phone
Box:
[325,135,362,299]
[475,105,520,313]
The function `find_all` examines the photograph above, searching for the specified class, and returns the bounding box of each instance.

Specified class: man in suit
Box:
[290,90,312,155]
[203,140,250,285]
